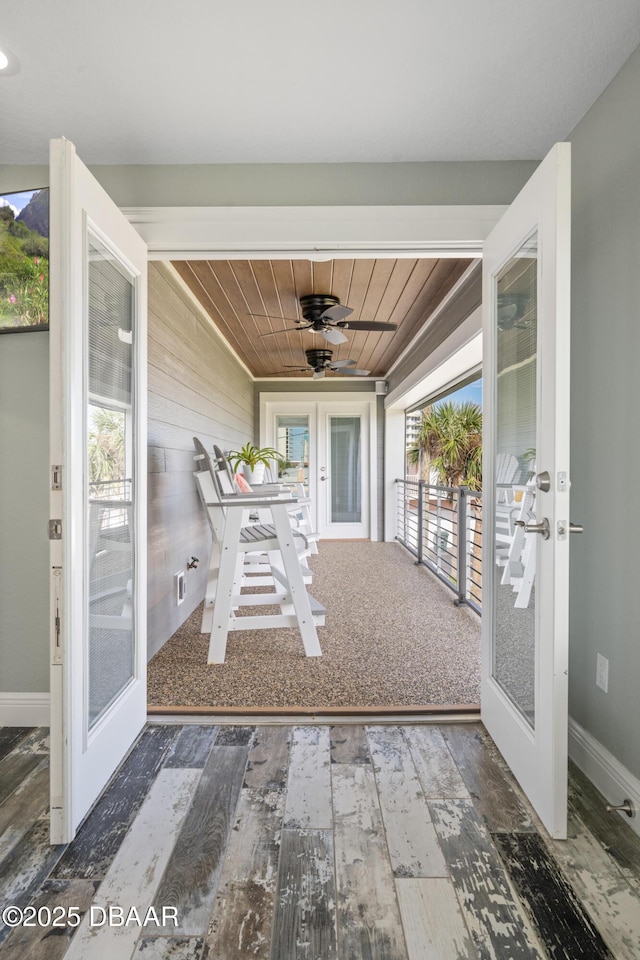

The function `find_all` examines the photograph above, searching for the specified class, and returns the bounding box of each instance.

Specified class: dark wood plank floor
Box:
[1,723,640,959]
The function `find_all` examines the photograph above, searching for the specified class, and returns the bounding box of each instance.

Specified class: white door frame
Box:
[260,392,378,540]
[123,204,506,261]
[125,202,505,544]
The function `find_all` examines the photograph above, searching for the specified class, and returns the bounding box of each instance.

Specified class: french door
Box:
[49,140,148,843]
[317,402,370,539]
[482,143,572,839]
[264,395,375,540]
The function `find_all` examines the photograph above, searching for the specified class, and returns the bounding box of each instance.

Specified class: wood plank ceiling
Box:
[172,258,471,379]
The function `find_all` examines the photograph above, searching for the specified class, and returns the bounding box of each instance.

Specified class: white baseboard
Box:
[0,693,50,727]
[569,716,640,839]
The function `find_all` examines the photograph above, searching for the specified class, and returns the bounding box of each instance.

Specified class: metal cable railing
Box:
[89,478,132,534]
[395,479,482,614]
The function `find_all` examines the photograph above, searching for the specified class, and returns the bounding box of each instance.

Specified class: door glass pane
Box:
[275,415,309,492]
[493,233,537,729]
[87,234,136,728]
[330,416,361,523]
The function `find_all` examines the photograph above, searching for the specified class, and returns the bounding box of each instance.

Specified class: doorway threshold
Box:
[147,703,480,725]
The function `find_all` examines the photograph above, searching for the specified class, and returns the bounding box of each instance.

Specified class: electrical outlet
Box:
[175,571,186,606]
[596,653,609,692]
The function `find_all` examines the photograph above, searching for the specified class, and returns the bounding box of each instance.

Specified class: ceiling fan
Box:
[280,348,370,380]
[497,293,532,330]
[250,294,398,345]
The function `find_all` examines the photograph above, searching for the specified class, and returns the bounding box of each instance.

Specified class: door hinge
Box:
[49,519,62,540]
[51,465,63,490]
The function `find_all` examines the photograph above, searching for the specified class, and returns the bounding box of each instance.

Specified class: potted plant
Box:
[226,443,284,484]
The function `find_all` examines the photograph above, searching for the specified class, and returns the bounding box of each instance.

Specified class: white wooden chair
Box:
[496,452,521,501]
[193,438,324,664]
[494,451,524,551]
[498,484,537,608]
[212,445,318,578]
[250,457,319,555]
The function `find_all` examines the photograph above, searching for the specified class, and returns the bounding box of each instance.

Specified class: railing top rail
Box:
[397,478,483,498]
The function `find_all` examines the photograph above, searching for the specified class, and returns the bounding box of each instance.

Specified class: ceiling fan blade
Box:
[330,358,357,368]
[321,304,353,322]
[321,327,348,345]
[248,312,300,322]
[334,366,371,376]
[341,321,398,332]
[313,370,326,380]
[260,324,311,338]
[282,365,312,370]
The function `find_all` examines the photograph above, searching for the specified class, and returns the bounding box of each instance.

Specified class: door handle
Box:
[320,476,330,481]
[557,520,584,540]
[514,517,550,540]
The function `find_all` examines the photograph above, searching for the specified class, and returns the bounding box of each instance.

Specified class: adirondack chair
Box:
[494,451,524,550]
[495,452,521,504]
[193,438,324,664]
[498,483,537,609]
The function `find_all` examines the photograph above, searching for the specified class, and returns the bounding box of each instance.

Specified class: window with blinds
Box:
[86,233,137,728]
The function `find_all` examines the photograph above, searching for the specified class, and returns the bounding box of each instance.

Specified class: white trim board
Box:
[122,204,506,260]
[569,717,640,840]
[0,693,50,727]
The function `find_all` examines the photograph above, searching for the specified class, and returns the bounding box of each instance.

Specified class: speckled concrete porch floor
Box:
[147,541,481,709]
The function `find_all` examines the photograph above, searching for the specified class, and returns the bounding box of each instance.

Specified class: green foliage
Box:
[227,443,285,472]
[0,192,49,329]
[8,219,30,239]
[22,234,49,258]
[0,254,48,328]
[88,409,126,484]
[411,401,483,490]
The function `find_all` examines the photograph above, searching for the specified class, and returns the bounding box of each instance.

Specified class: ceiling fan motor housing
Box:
[299,294,340,322]
[305,348,334,369]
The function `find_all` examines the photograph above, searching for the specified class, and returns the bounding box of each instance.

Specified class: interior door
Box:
[482,142,571,839]
[317,402,370,539]
[49,139,148,843]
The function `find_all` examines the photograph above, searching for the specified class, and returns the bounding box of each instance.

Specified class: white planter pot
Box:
[241,462,265,485]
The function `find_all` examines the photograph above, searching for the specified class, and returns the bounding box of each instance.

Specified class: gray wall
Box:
[0,161,537,209]
[0,331,49,692]
[567,45,640,777]
[147,263,254,658]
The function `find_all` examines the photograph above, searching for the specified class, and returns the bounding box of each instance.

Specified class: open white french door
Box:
[482,142,571,839]
[49,139,148,843]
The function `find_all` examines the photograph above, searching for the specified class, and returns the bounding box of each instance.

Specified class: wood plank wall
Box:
[147,263,254,658]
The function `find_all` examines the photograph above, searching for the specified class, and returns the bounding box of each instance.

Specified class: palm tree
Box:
[88,408,126,483]
[408,401,482,490]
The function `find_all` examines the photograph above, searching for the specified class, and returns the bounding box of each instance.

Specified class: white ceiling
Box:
[1,0,640,166]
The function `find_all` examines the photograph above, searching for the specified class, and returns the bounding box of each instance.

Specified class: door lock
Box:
[535,471,551,492]
[515,517,550,540]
